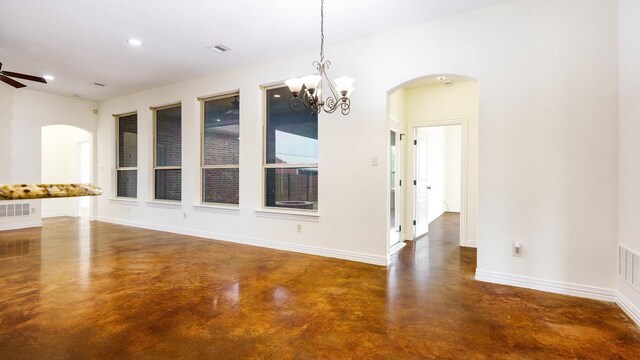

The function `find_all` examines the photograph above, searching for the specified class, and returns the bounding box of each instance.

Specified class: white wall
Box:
[41,125,92,218]
[405,81,478,241]
[445,125,462,212]
[0,88,97,230]
[94,0,619,289]
[618,0,640,318]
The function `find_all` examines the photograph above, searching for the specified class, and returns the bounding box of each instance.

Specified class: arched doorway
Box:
[387,74,478,256]
[41,125,93,218]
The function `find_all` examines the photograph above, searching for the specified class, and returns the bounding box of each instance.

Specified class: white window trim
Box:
[198,92,241,207]
[261,83,319,214]
[151,102,182,203]
[114,111,138,199]
[193,203,241,215]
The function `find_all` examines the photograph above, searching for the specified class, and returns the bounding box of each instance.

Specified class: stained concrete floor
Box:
[0,214,639,359]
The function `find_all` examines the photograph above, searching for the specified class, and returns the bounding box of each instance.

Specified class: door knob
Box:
[427,186,432,190]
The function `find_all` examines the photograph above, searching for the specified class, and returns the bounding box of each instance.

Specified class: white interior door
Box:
[390,130,401,247]
[415,132,429,237]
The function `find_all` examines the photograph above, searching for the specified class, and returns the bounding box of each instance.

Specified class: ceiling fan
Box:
[0,62,47,88]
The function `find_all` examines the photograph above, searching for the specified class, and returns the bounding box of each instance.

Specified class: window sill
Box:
[146,200,183,209]
[109,197,138,205]
[254,208,320,222]
[193,203,240,215]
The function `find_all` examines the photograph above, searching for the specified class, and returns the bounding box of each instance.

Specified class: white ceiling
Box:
[0,0,509,101]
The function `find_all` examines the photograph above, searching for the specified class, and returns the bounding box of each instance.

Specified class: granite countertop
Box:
[0,184,103,200]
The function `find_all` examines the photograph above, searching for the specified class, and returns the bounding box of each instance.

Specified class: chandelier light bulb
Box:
[334,76,354,93]
[346,86,354,98]
[301,75,322,91]
[285,78,303,94]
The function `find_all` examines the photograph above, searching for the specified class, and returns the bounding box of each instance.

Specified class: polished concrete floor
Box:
[0,214,639,359]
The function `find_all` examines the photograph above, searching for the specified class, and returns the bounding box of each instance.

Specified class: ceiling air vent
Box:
[93,82,106,87]
[207,44,232,53]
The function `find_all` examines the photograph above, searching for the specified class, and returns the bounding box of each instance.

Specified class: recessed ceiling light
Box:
[43,75,54,81]
[207,44,232,53]
[127,39,142,46]
[273,94,281,98]
[216,119,221,122]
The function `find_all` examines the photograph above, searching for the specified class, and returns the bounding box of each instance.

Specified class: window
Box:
[115,113,137,198]
[264,86,318,210]
[201,93,240,205]
[153,104,182,201]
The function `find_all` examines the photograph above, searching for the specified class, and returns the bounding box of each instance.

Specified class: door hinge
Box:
[399,180,402,186]
[413,180,417,186]
[400,133,405,140]
[414,140,417,145]
[413,220,416,226]
[399,225,402,232]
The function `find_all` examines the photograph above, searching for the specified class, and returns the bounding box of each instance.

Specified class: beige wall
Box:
[405,81,478,242]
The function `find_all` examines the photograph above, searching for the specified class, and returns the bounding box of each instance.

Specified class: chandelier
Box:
[285,0,354,115]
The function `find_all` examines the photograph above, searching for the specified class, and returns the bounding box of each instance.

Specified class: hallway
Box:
[0,215,638,359]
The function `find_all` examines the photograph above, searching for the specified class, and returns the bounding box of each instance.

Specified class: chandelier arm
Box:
[289,97,315,113]
[340,98,351,115]
[323,96,338,113]
[319,61,340,102]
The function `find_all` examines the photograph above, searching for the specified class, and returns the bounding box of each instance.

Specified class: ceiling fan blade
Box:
[0,71,47,84]
[0,74,26,88]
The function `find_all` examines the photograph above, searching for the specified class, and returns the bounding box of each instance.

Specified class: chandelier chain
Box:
[320,0,325,63]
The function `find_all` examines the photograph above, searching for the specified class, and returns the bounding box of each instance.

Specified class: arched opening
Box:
[41,125,93,218]
[387,74,479,260]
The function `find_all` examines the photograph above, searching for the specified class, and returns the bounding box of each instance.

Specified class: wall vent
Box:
[0,203,30,218]
[619,245,640,292]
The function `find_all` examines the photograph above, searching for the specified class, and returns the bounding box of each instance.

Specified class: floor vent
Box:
[0,203,30,218]
[619,245,640,292]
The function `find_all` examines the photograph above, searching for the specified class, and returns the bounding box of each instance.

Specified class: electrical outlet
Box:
[513,241,522,257]
[296,224,302,233]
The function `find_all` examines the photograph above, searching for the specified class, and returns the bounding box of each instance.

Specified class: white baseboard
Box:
[475,269,616,302]
[461,239,477,248]
[389,241,406,255]
[617,291,640,327]
[42,212,74,218]
[96,216,387,266]
[0,220,43,231]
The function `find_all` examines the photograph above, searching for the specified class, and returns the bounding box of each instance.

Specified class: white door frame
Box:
[389,118,405,244]
[406,118,469,247]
